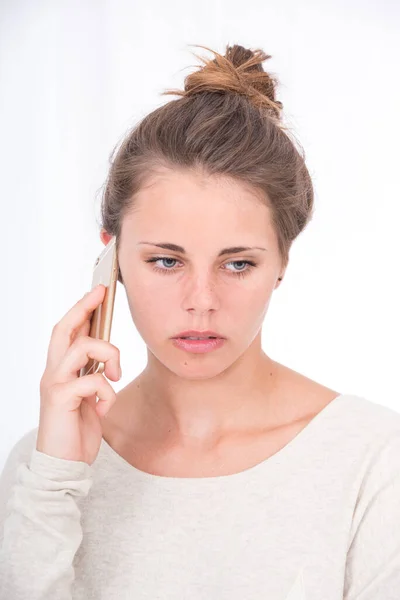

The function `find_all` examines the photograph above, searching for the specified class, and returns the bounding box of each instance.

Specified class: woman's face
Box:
[104,167,285,378]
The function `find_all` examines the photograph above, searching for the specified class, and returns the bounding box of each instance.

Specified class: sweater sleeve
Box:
[0,432,93,600]
[344,430,400,600]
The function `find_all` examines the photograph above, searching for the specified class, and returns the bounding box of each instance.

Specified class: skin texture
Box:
[99,167,338,476]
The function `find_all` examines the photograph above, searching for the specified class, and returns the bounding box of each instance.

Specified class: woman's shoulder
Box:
[336,393,400,435]
[320,394,400,487]
[276,361,400,437]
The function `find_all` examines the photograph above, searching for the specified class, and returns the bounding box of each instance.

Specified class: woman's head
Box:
[99,44,314,378]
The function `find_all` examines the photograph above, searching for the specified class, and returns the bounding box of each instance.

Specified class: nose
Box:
[182,272,219,314]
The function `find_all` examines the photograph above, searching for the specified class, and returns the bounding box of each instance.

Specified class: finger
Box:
[48,372,117,415]
[45,285,106,371]
[81,393,98,413]
[53,336,121,384]
[71,320,91,378]
[71,318,91,345]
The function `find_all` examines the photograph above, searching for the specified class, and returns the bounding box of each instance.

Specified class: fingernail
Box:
[119,366,122,378]
[84,286,98,296]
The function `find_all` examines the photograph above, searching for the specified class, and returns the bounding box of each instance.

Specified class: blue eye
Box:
[144,257,257,279]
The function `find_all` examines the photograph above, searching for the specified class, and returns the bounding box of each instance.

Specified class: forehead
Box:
[122,168,275,244]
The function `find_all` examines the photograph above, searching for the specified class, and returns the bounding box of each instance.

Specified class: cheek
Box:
[227,289,271,327]
[225,278,271,308]
[126,281,175,335]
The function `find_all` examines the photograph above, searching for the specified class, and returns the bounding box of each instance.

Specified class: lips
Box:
[173,330,224,339]
[172,336,226,353]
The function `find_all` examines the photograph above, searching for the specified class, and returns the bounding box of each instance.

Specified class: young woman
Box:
[1,44,399,600]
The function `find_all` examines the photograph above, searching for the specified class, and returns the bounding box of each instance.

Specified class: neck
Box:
[129,341,280,450]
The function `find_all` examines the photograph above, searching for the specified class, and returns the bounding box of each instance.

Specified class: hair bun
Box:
[164,43,283,120]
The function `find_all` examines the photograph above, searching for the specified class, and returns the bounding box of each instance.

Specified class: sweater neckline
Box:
[100,393,348,486]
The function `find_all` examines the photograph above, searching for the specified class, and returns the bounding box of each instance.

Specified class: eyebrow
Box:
[138,242,267,257]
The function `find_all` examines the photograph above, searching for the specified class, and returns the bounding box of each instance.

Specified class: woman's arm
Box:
[0,430,93,600]
[344,430,400,599]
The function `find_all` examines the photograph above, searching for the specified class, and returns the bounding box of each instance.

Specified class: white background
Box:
[1,0,399,469]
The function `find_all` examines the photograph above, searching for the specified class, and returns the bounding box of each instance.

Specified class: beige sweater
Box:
[1,393,400,599]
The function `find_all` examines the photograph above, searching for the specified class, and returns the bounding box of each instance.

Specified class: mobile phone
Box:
[79,236,118,378]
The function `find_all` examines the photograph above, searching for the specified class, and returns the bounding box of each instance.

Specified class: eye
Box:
[144,257,257,279]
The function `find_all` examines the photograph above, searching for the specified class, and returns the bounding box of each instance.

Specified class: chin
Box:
[170,348,239,381]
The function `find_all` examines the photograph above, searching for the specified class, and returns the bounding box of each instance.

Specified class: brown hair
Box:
[99,44,315,285]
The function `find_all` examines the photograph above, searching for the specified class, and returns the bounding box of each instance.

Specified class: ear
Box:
[275,266,287,289]
[100,229,113,246]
